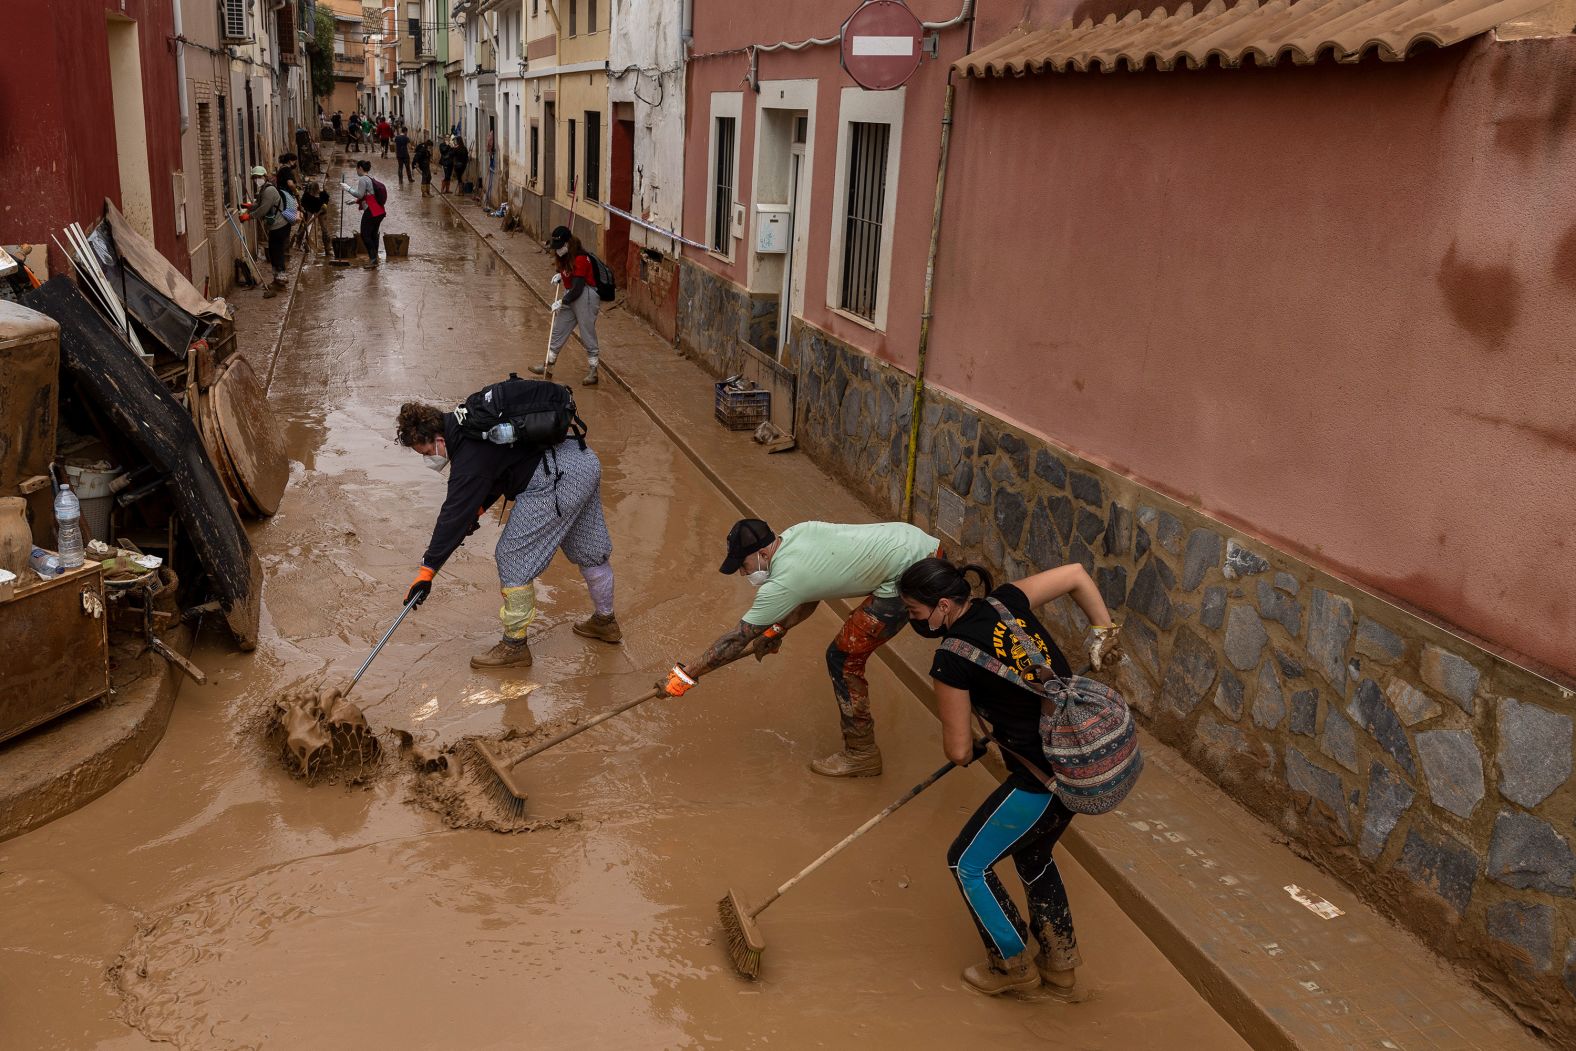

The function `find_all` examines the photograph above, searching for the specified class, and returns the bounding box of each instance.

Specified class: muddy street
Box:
[0,191,1245,1049]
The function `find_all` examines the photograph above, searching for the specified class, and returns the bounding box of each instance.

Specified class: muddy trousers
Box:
[493,440,614,640]
[948,783,1080,968]
[823,594,907,747]
[397,158,412,183]
[544,293,602,370]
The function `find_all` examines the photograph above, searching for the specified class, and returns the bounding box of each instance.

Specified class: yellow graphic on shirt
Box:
[992,617,1050,677]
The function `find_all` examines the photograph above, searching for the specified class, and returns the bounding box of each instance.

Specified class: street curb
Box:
[444,196,1302,1050]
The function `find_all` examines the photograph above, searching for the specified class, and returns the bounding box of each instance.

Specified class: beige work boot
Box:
[809,740,883,778]
[581,366,599,386]
[1035,964,1082,1002]
[470,637,532,669]
[572,612,622,644]
[963,951,1041,997]
[528,363,553,379]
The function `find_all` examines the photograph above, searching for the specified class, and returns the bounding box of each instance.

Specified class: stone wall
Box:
[672,292,1576,1040]
[676,259,778,375]
[621,248,678,345]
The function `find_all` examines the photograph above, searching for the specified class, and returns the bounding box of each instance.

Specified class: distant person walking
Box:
[451,137,471,192]
[414,137,433,197]
[898,558,1122,1000]
[246,166,292,297]
[342,159,387,270]
[378,117,394,158]
[529,226,603,386]
[331,110,344,143]
[394,125,412,186]
[439,138,454,194]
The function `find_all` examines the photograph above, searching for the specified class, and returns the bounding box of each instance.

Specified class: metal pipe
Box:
[172,0,189,133]
[681,0,693,48]
[900,78,956,522]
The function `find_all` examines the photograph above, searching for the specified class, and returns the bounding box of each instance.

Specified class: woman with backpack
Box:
[342,160,387,270]
[898,558,1124,1000]
[245,166,293,297]
[528,226,604,386]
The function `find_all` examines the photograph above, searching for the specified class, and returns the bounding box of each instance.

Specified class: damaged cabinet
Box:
[0,303,59,547]
[0,563,110,744]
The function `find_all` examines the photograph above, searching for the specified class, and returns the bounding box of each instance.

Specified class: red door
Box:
[607,118,636,281]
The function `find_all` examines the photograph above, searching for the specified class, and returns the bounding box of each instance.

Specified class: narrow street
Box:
[0,187,1247,1048]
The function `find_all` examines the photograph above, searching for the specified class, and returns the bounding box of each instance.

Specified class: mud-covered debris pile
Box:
[268,686,383,783]
[404,729,582,834]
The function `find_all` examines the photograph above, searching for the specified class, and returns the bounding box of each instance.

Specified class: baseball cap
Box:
[249,166,268,177]
[719,518,775,574]
[549,225,572,248]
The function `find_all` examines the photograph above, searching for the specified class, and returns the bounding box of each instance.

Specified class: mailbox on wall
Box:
[755,204,790,254]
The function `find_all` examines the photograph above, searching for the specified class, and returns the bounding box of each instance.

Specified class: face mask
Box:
[423,453,449,472]
[746,568,770,587]
[909,603,949,639]
[555,245,568,258]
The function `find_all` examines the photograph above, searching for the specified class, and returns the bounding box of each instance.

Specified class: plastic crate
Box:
[714,382,771,431]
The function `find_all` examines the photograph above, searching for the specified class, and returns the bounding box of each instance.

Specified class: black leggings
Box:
[360,210,384,260]
[266,223,291,276]
[947,781,1079,967]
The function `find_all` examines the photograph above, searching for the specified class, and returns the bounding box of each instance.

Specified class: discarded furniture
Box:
[0,562,109,745]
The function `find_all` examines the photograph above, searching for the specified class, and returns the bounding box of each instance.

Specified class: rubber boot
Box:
[572,612,622,644]
[963,950,1041,997]
[581,365,599,386]
[528,363,553,378]
[1033,924,1084,1002]
[470,637,533,669]
[809,734,882,778]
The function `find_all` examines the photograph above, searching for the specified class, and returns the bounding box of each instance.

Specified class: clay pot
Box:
[0,497,32,578]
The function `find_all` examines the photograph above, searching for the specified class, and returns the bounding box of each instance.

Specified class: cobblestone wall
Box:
[676,260,778,375]
[771,306,1576,1039]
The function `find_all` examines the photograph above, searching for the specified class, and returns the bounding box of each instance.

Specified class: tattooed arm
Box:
[685,620,771,677]
[748,600,819,660]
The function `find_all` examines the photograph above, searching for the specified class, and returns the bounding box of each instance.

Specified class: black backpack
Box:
[586,252,616,301]
[455,374,585,449]
[371,177,388,206]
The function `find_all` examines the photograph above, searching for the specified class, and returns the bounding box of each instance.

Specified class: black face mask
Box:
[909,606,949,639]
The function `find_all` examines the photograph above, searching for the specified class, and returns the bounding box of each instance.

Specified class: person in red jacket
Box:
[377,117,394,157]
[528,226,603,386]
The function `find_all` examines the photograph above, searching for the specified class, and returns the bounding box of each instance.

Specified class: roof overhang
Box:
[954,0,1555,77]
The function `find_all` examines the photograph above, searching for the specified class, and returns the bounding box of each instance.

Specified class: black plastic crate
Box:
[714,382,771,431]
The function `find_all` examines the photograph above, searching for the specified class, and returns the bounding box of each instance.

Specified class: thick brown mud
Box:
[0,194,1247,1049]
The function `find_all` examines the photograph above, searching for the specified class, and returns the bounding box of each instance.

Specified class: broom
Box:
[470,654,743,819]
[718,742,986,980]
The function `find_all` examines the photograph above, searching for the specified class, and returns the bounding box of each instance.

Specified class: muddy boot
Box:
[963,951,1041,997]
[809,735,882,778]
[1035,964,1082,1002]
[581,366,599,386]
[572,612,622,644]
[271,276,288,290]
[470,637,533,669]
[528,363,553,378]
[363,259,380,270]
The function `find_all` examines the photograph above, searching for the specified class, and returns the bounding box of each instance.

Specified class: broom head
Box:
[469,737,529,820]
[717,888,765,980]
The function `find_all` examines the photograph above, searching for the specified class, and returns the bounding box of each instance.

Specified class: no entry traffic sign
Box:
[840,0,924,91]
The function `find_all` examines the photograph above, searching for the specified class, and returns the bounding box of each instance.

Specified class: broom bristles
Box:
[469,738,529,820]
[717,890,765,980]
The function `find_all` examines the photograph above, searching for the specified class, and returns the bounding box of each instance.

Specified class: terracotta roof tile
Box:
[954,0,1554,76]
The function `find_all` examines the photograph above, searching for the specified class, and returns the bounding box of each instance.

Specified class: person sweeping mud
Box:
[528,226,604,386]
[660,519,939,777]
[395,384,621,668]
[898,558,1122,999]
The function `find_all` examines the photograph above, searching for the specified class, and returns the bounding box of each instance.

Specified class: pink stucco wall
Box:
[685,3,1576,682]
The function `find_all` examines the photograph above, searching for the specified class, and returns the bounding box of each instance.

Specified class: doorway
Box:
[542,101,556,200]
[106,15,154,240]
[607,113,635,281]
[778,113,809,357]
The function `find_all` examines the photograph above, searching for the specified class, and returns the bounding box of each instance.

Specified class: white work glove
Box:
[550,298,562,313]
[1089,623,1123,672]
[550,273,562,286]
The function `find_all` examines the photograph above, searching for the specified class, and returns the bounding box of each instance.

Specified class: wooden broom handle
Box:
[749,741,988,921]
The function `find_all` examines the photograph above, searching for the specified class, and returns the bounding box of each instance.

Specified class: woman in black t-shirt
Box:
[899,557,1121,1001]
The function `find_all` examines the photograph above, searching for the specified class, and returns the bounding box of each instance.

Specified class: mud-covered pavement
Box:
[0,190,1247,1049]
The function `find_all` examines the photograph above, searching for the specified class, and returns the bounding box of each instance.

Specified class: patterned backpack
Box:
[940,597,1142,815]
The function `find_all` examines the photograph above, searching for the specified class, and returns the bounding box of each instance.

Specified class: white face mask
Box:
[744,554,770,587]
[423,453,449,472]
[555,245,568,258]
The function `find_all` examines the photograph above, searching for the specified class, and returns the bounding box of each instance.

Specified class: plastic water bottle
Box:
[54,484,84,568]
[485,421,516,445]
[30,548,63,578]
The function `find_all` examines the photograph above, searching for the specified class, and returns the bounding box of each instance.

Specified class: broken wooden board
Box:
[211,354,288,517]
[23,277,260,650]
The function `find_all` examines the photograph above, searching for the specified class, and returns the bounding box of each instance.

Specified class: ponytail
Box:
[899,558,994,607]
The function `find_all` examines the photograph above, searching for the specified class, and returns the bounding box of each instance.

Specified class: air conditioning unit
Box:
[222,0,248,41]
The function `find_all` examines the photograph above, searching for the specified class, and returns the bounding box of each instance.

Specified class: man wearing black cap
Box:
[528,226,603,386]
[660,518,941,777]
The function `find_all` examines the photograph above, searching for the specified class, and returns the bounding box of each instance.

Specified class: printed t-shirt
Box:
[742,521,939,626]
[929,583,1072,792]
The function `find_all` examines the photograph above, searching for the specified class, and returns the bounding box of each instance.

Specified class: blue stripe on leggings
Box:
[952,789,1055,957]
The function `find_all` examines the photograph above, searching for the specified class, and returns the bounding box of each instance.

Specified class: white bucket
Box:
[64,461,123,544]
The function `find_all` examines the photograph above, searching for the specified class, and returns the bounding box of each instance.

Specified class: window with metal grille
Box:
[584,111,600,201]
[588,0,597,33]
[531,124,539,183]
[567,118,577,195]
[223,0,247,40]
[218,96,233,210]
[711,116,735,254]
[839,121,890,321]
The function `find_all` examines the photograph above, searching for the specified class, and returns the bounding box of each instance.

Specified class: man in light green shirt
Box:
[659,518,940,777]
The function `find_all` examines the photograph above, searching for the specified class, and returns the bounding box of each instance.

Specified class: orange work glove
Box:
[658,664,696,697]
[405,566,435,607]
